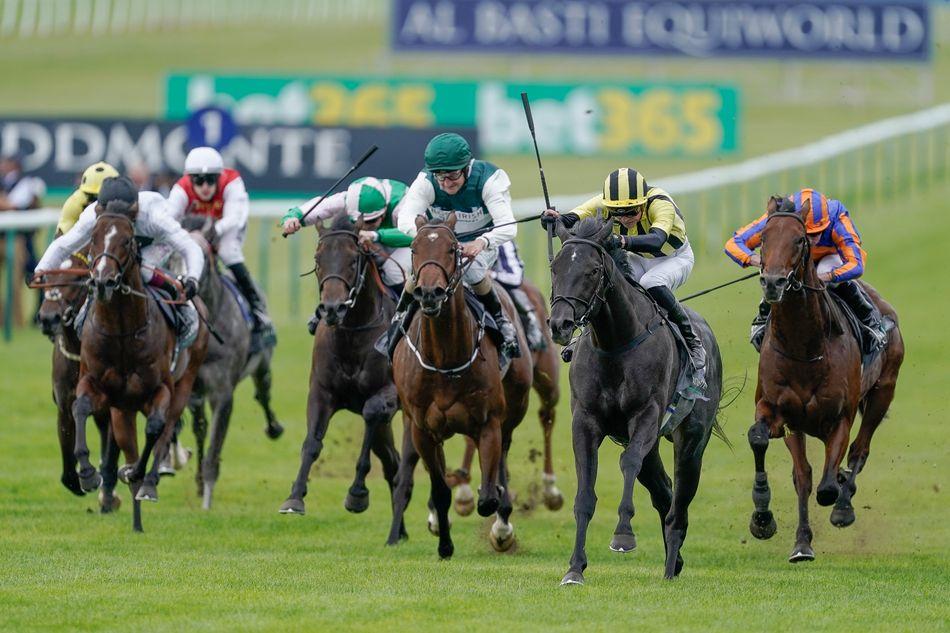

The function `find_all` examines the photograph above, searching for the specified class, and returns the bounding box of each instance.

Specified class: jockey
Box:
[492,240,546,351]
[541,168,706,385]
[281,176,413,333]
[725,188,887,353]
[386,132,520,361]
[33,176,204,347]
[57,162,119,236]
[167,147,274,344]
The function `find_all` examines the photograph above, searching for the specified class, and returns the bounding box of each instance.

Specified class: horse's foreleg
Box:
[450,438,476,516]
[663,419,707,579]
[72,376,106,493]
[611,409,658,559]
[133,383,172,487]
[201,391,234,510]
[413,425,453,559]
[816,419,850,508]
[190,394,208,497]
[538,395,563,511]
[490,436,516,552]
[110,408,141,531]
[279,394,334,515]
[57,399,83,496]
[475,418,503,518]
[386,419,418,545]
[748,411,777,540]
[561,420,604,586]
[99,427,121,514]
[785,431,814,562]
[254,358,284,440]
[346,388,399,514]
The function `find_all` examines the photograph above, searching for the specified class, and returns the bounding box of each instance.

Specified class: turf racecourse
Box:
[1,182,947,631]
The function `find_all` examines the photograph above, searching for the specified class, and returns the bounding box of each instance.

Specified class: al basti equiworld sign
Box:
[166,74,739,157]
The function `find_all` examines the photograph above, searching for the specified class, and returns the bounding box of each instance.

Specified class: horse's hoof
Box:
[158,462,176,478]
[789,544,815,563]
[477,496,499,518]
[438,542,454,560]
[816,483,840,507]
[117,465,135,484]
[278,498,305,515]
[79,471,102,493]
[750,511,777,540]
[489,519,515,552]
[135,484,158,503]
[454,483,475,516]
[560,570,585,586]
[609,533,637,553]
[344,489,369,514]
[543,488,564,512]
[202,483,214,511]
[61,472,86,497]
[171,444,192,470]
[265,422,284,440]
[99,489,122,513]
[830,502,856,528]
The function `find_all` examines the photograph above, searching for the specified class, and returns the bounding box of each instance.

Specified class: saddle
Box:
[827,292,894,368]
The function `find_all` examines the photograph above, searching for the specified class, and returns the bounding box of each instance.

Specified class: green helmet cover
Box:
[424,133,473,171]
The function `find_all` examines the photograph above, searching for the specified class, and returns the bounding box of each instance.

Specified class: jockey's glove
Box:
[606,234,625,251]
[183,277,199,300]
[280,207,303,225]
[539,211,580,229]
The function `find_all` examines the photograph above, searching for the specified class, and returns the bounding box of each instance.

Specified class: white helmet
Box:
[184,147,224,175]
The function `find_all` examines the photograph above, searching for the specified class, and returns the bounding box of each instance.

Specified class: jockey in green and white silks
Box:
[383,132,521,361]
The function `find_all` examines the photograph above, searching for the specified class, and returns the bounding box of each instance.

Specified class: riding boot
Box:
[477,286,521,361]
[647,285,706,390]
[830,280,887,353]
[750,300,771,352]
[228,262,276,346]
[378,287,417,359]
[509,287,546,351]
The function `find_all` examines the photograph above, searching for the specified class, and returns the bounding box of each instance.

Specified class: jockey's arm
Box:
[617,199,674,253]
[35,204,96,276]
[828,216,866,282]
[478,169,516,249]
[288,191,347,228]
[165,184,189,222]
[214,177,249,235]
[725,212,769,267]
[57,189,88,234]
[396,172,435,239]
[144,198,206,280]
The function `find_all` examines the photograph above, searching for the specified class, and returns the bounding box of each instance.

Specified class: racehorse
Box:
[385,214,533,557]
[35,252,117,511]
[748,196,904,562]
[548,217,723,582]
[447,278,563,516]
[182,219,284,510]
[72,199,208,532]
[279,214,401,520]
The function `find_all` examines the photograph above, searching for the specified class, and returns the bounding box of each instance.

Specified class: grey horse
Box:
[547,217,723,583]
[183,221,284,510]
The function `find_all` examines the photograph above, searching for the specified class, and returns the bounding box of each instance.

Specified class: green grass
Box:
[1,179,947,631]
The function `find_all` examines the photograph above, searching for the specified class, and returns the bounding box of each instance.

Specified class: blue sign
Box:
[186,106,238,150]
[392,0,931,61]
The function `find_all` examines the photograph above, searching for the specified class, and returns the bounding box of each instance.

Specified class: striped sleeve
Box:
[724,212,768,266]
[571,194,607,220]
[829,214,866,282]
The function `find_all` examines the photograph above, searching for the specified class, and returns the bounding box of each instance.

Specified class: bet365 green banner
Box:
[166,74,738,157]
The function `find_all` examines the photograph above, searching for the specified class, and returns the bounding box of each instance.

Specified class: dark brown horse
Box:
[749,196,904,562]
[279,214,401,520]
[386,215,533,557]
[72,200,208,532]
[447,277,562,517]
[35,252,116,510]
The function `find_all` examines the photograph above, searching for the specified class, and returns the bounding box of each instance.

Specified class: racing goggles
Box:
[190,174,219,187]
[433,169,465,183]
[608,203,646,218]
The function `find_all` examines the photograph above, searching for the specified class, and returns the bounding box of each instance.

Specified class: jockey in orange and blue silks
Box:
[725,188,886,353]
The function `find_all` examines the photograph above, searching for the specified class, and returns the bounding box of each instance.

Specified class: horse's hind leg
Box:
[748,411,777,540]
[279,394,334,515]
[110,408,142,532]
[663,420,711,579]
[190,394,208,497]
[636,446,674,561]
[387,420,418,545]
[254,357,284,440]
[450,438,476,516]
[413,425,454,559]
[537,382,563,511]
[201,392,234,510]
[133,383,172,503]
[98,424,122,514]
[476,418,504,517]
[785,432,815,562]
[346,387,399,514]
[843,379,899,495]
[72,377,107,492]
[561,419,604,586]
[490,438,516,552]
[816,419,850,508]
[57,400,84,496]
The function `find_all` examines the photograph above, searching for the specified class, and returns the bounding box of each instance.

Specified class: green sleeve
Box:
[377,228,413,247]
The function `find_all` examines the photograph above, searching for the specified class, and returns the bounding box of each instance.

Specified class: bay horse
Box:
[181,219,284,510]
[279,214,401,520]
[35,252,117,511]
[385,214,533,558]
[448,277,563,516]
[73,199,208,532]
[748,196,904,562]
[548,217,723,582]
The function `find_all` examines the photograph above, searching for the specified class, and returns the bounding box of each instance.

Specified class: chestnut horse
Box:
[386,215,533,558]
[279,214,401,520]
[72,200,208,532]
[749,196,904,562]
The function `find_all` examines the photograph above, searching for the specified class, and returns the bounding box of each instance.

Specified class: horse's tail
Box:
[710,370,748,450]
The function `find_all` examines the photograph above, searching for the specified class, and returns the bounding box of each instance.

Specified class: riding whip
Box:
[521,92,554,262]
[455,214,543,242]
[284,144,379,237]
[679,271,759,302]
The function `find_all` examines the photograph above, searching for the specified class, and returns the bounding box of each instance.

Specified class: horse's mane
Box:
[329,213,357,232]
[572,216,609,241]
[97,199,137,218]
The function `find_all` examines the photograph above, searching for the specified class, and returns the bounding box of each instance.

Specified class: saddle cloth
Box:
[219,271,253,326]
[827,291,894,368]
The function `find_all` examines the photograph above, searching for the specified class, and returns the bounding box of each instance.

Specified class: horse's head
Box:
[760,195,812,304]
[37,251,89,339]
[314,214,365,326]
[183,216,216,293]
[411,214,462,316]
[548,217,616,345]
[90,199,139,303]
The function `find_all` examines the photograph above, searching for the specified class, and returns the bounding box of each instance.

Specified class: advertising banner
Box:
[0,118,477,195]
[166,73,739,157]
[391,0,931,61]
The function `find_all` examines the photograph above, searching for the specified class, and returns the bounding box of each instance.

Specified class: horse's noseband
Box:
[550,237,614,329]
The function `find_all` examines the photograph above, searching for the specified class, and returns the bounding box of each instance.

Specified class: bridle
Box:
[316,230,370,310]
[90,213,139,287]
[411,225,471,299]
[763,211,825,294]
[550,237,614,329]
